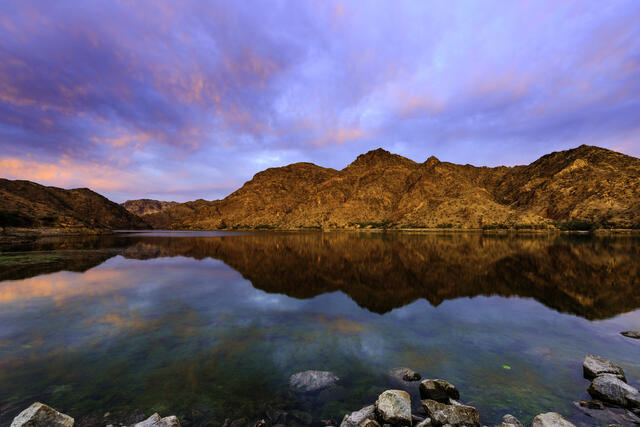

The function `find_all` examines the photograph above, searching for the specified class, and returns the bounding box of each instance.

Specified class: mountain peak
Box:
[346,148,415,169]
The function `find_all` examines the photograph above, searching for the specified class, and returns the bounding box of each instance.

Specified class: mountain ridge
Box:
[0,178,150,231]
[129,144,640,230]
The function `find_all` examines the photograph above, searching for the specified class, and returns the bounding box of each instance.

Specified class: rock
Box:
[290,410,313,425]
[530,413,575,427]
[228,419,247,427]
[376,390,412,425]
[361,420,382,427]
[389,367,422,382]
[576,399,605,410]
[289,370,339,393]
[421,399,479,426]
[10,402,74,427]
[621,330,640,339]
[266,409,287,425]
[414,418,432,427]
[583,355,626,381]
[132,413,181,427]
[419,380,460,403]
[340,405,377,427]
[588,374,640,408]
[573,400,640,426]
[496,414,523,427]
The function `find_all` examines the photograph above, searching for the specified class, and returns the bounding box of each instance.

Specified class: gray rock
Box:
[376,390,412,425]
[588,374,640,408]
[414,418,432,427]
[531,413,575,427]
[421,399,479,426]
[419,380,460,403]
[389,367,422,382]
[289,370,339,393]
[621,330,640,339]
[495,414,523,427]
[583,355,626,382]
[228,419,247,427]
[131,413,181,427]
[290,410,313,425]
[10,402,74,427]
[573,400,640,426]
[361,420,382,427]
[340,405,377,427]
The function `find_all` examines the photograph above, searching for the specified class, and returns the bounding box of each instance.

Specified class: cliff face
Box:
[121,199,179,216]
[0,179,149,230]
[140,145,640,229]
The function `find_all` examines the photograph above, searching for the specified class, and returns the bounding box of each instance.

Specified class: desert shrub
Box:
[436,223,454,228]
[482,223,509,230]
[553,221,595,231]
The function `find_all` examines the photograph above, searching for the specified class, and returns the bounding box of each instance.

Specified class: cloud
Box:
[0,0,639,201]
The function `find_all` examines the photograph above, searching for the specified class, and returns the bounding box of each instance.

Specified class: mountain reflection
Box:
[1,232,639,319]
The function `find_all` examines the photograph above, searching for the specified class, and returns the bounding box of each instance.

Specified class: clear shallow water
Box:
[0,231,639,426]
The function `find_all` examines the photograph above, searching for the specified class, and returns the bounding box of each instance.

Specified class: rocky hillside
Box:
[0,178,149,230]
[121,199,179,216]
[141,145,640,229]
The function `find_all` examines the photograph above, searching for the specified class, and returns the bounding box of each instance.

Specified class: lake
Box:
[0,231,639,426]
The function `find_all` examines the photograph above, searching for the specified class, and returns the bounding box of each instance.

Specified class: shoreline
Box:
[4,226,640,238]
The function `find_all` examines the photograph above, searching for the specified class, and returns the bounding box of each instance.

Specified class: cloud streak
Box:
[0,0,639,201]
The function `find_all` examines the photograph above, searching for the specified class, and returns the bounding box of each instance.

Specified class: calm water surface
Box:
[0,231,639,426]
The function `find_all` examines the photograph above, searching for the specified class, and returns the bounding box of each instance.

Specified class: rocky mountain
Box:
[0,178,149,230]
[141,145,640,230]
[121,199,179,216]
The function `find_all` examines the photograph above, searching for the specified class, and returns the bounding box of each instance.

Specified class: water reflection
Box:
[2,232,639,319]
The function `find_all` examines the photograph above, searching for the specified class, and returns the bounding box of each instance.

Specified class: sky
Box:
[1,0,639,202]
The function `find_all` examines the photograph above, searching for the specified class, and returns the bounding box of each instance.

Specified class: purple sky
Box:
[1,1,639,202]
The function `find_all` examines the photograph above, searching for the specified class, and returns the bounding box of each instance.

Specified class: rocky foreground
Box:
[8,355,640,427]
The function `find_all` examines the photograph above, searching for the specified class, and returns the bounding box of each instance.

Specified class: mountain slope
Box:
[140,145,640,230]
[121,199,179,216]
[0,179,149,230]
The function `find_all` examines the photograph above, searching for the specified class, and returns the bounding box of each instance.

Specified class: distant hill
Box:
[139,145,640,230]
[121,199,179,216]
[0,179,149,230]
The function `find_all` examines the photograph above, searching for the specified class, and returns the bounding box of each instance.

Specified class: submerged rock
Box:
[588,374,640,408]
[376,390,412,425]
[496,414,523,427]
[10,402,74,427]
[531,412,575,427]
[131,413,181,427]
[340,405,376,427]
[389,367,422,382]
[583,355,626,381]
[360,420,382,427]
[419,379,460,403]
[289,370,339,393]
[421,399,479,426]
[573,400,640,426]
[621,330,640,339]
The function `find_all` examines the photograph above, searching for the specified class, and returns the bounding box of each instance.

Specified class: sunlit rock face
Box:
[140,145,640,230]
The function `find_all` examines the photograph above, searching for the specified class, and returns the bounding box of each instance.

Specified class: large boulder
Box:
[496,414,523,427]
[588,373,640,408]
[131,413,181,427]
[574,400,640,426]
[10,402,74,427]
[621,330,640,339]
[531,412,575,427]
[289,370,339,393]
[421,399,479,426]
[376,390,412,425]
[583,355,626,381]
[388,367,421,382]
[339,405,376,427]
[419,379,460,403]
